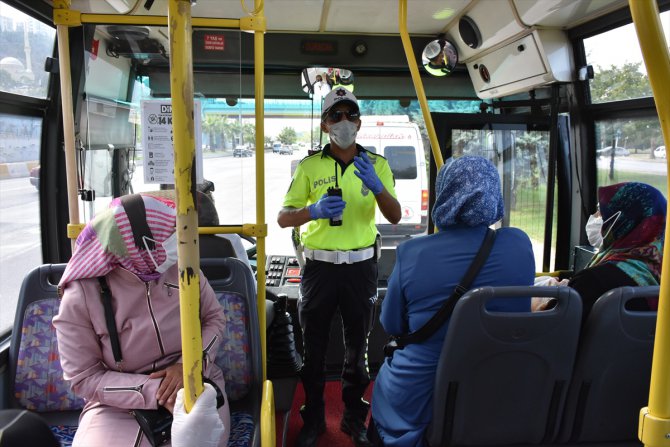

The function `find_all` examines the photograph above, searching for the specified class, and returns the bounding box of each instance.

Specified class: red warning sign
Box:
[204,34,225,51]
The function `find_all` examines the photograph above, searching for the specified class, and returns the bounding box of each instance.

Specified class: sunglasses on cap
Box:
[325,109,360,123]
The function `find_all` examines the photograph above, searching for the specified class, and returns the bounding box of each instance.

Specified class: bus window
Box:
[0,113,43,334]
[585,10,670,104]
[384,146,418,180]
[0,3,55,335]
[0,3,55,99]
[453,127,554,270]
[595,117,667,196]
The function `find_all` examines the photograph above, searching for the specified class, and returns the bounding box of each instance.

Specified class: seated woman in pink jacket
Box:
[53,193,230,447]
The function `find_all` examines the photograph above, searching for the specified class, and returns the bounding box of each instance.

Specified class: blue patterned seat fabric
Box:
[14,299,84,412]
[216,291,256,446]
[216,291,253,401]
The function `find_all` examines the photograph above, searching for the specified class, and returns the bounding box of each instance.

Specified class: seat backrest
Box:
[425,286,582,447]
[202,258,262,410]
[199,235,238,279]
[560,286,658,443]
[9,264,84,413]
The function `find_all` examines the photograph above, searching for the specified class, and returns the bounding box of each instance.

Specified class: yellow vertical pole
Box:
[53,0,80,250]
[398,0,443,169]
[252,2,268,383]
[629,1,670,446]
[167,0,202,413]
[248,2,275,445]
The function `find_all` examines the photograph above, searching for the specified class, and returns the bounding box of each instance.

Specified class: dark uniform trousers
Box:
[298,256,377,415]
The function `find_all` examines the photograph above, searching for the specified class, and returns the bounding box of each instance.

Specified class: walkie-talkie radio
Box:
[328,161,343,226]
[327,186,342,226]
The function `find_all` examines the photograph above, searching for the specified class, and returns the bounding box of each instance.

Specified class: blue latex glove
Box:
[309,194,346,220]
[354,152,384,195]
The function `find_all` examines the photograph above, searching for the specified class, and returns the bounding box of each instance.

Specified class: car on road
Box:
[596,146,629,157]
[279,144,293,155]
[29,165,39,190]
[272,142,282,153]
[233,145,254,157]
[654,145,666,159]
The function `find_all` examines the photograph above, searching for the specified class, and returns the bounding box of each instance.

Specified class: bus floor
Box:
[278,379,375,447]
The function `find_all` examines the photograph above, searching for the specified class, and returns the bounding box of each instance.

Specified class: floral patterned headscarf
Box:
[431,156,504,230]
[589,182,666,286]
[59,193,176,287]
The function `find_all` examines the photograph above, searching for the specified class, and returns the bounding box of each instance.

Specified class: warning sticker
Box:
[204,34,225,51]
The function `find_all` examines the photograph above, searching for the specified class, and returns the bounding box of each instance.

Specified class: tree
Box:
[202,114,222,150]
[278,127,297,145]
[590,63,662,157]
[589,62,652,103]
[242,123,255,146]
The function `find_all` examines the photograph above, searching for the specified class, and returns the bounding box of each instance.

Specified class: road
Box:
[596,154,667,174]
[0,177,42,333]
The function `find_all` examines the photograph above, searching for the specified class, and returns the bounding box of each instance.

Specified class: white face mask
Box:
[143,232,178,273]
[328,120,358,149]
[585,214,603,248]
[585,210,621,250]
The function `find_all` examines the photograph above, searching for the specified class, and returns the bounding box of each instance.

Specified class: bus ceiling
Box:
[68,0,630,100]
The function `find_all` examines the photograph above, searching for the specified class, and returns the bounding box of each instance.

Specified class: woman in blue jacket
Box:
[369,156,536,446]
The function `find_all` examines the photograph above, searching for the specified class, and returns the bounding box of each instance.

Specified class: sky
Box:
[584,10,670,73]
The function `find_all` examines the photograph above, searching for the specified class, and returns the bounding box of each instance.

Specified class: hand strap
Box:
[98,276,123,365]
[392,228,496,349]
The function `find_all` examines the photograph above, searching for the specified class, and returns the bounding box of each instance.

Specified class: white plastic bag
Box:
[532,276,568,311]
[171,383,225,447]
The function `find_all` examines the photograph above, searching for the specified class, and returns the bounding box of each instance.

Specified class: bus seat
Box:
[8,264,82,446]
[425,286,582,447]
[560,286,658,444]
[202,258,262,447]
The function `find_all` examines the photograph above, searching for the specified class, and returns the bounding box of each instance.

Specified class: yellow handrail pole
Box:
[80,14,239,28]
[629,1,670,446]
[54,10,240,29]
[167,0,203,413]
[261,380,276,447]
[398,0,444,169]
[244,0,268,383]
[244,1,275,444]
[53,1,80,249]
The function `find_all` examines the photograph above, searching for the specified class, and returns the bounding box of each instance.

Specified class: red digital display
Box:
[300,40,338,55]
[286,267,301,277]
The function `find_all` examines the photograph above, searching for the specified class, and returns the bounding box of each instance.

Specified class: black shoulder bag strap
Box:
[98,276,123,369]
[120,194,154,250]
[384,228,496,358]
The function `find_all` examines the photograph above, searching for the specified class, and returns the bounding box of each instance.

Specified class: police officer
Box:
[278,88,401,447]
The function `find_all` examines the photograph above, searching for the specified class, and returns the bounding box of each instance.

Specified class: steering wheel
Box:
[239,234,257,258]
[239,234,257,274]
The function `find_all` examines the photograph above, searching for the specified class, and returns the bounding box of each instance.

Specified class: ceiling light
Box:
[433,8,455,20]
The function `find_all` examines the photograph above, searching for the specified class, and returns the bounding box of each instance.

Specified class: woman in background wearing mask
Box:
[569,182,666,324]
[53,193,230,447]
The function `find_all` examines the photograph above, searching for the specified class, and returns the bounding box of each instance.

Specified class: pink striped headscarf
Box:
[59,193,177,287]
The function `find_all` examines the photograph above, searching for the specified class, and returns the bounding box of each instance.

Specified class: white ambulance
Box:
[357,115,428,240]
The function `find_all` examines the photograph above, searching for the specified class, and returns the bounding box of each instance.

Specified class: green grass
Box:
[508,185,556,244]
